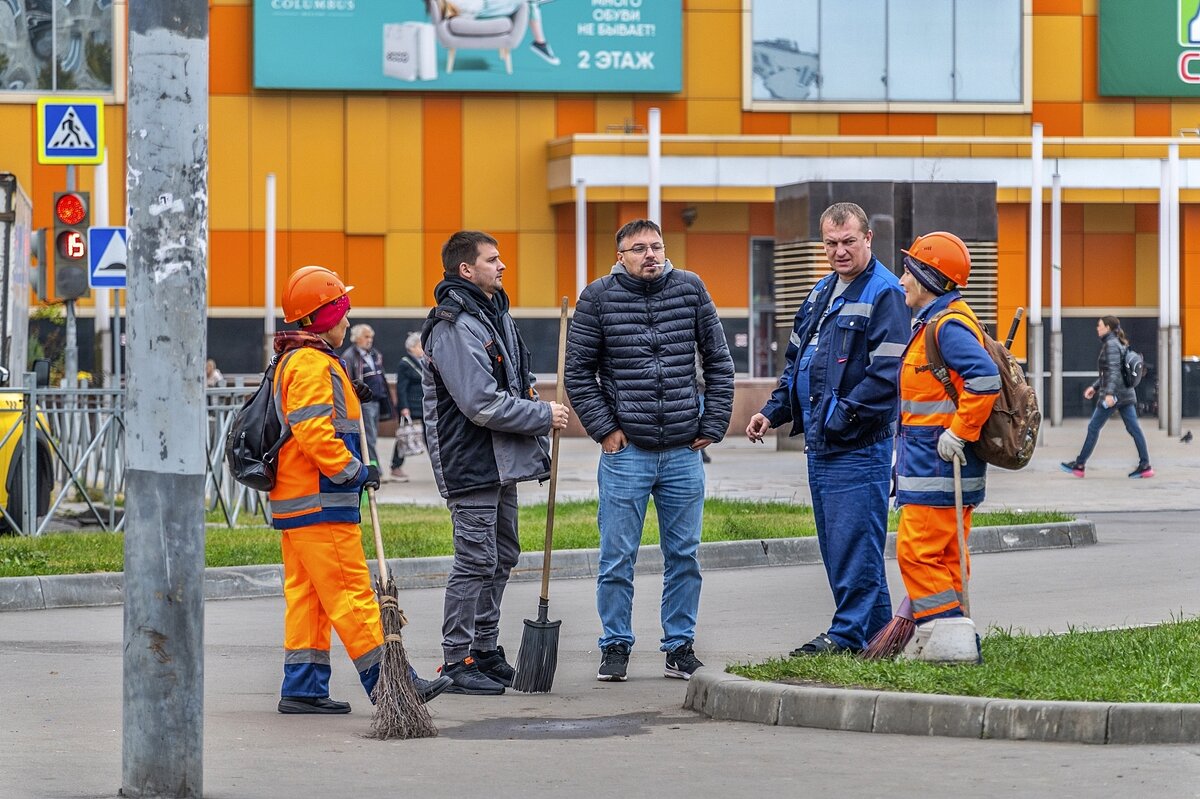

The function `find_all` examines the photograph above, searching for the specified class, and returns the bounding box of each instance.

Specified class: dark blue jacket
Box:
[760,257,910,455]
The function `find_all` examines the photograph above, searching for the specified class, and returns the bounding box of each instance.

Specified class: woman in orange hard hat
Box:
[894,233,999,662]
[271,266,450,713]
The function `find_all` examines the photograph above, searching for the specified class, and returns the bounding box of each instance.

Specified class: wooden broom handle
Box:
[359,414,388,584]
[538,297,569,602]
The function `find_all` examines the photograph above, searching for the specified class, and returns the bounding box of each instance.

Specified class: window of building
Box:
[0,1,116,97]
[747,0,1025,110]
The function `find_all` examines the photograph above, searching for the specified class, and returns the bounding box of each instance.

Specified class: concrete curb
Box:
[683,669,1200,745]
[0,519,1095,612]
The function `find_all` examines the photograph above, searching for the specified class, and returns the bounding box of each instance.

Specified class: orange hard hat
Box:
[281,266,354,323]
[901,231,971,288]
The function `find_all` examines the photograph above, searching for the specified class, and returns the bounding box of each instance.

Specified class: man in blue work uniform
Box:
[746,202,910,655]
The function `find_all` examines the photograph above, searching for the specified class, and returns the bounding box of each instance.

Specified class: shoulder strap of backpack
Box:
[923,309,971,407]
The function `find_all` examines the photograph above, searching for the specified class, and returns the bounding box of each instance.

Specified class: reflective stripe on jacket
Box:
[895,294,998,508]
[269,342,366,530]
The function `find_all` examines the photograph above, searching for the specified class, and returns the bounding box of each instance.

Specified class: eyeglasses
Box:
[619,243,666,256]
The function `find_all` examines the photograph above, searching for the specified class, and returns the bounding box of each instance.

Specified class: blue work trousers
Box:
[596,443,705,652]
[807,438,893,650]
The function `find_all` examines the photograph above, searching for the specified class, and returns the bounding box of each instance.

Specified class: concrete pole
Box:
[122,2,209,796]
[64,165,78,389]
[647,107,661,226]
[1028,124,1044,435]
[1050,167,1063,427]
[1158,159,1170,431]
[575,178,587,300]
[93,150,112,387]
[1168,144,1182,437]
[264,172,276,368]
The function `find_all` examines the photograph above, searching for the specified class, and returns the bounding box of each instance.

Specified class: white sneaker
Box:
[531,40,560,66]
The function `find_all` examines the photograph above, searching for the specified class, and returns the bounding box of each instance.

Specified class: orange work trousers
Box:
[896,504,974,622]
[280,521,383,697]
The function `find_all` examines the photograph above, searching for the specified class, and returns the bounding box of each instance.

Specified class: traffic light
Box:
[30,227,48,301]
[53,190,90,300]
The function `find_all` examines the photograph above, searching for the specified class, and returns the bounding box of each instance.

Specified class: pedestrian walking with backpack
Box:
[894,232,1000,663]
[270,266,450,714]
[422,231,570,695]
[390,332,426,482]
[746,202,909,657]
[1061,315,1154,479]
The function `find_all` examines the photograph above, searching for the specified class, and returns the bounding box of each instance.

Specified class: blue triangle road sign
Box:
[88,227,128,289]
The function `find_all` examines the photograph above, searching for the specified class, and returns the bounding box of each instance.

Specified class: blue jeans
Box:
[596,443,705,652]
[1076,401,1150,465]
[807,438,893,650]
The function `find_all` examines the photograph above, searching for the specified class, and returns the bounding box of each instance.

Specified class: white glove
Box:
[937,429,967,463]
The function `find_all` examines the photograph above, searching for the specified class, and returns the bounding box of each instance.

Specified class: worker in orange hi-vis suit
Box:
[894,233,999,663]
[270,266,451,714]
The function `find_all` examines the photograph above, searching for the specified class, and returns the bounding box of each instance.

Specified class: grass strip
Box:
[0,499,1071,578]
[731,618,1200,704]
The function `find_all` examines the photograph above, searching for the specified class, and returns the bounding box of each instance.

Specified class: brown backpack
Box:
[924,310,1041,471]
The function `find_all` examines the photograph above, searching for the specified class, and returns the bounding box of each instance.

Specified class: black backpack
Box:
[1120,345,1145,389]
[224,352,295,491]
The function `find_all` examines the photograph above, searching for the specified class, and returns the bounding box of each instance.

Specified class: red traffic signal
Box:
[54,191,88,226]
[52,190,91,299]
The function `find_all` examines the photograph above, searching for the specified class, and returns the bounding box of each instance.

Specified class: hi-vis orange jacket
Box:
[895,293,1000,509]
[268,333,368,530]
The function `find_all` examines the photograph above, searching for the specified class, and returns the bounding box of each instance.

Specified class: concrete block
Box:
[204,565,282,600]
[873,691,987,738]
[388,555,452,590]
[683,669,744,715]
[1066,520,1097,547]
[707,678,788,725]
[983,699,1109,743]
[1107,703,1200,744]
[40,572,124,608]
[778,685,876,732]
[698,540,769,571]
[883,532,897,560]
[966,525,1001,554]
[762,536,823,567]
[632,545,665,576]
[0,577,45,612]
[996,524,1074,553]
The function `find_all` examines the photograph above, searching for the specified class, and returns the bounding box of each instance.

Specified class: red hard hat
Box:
[902,231,971,287]
[281,266,354,323]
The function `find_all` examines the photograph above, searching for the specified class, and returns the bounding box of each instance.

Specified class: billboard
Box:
[1098,0,1200,97]
[253,0,682,93]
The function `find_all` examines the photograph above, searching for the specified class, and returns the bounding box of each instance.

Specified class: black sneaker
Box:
[789,633,855,657]
[1128,463,1155,479]
[470,646,515,687]
[664,642,704,680]
[597,642,630,682]
[530,40,560,66]
[409,668,453,704]
[1060,460,1085,478]
[439,656,505,695]
[277,695,351,714]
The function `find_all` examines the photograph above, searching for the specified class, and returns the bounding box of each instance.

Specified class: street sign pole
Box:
[64,165,77,389]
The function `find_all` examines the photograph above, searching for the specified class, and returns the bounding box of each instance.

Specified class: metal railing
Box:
[0,377,268,536]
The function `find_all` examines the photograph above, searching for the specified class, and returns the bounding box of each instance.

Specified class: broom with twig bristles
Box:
[511,297,569,693]
[358,416,438,740]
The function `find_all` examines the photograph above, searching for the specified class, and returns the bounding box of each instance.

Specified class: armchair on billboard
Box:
[255,0,682,93]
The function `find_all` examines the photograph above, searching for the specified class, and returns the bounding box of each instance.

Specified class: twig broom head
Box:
[368,577,438,740]
[511,600,560,694]
[860,596,916,660]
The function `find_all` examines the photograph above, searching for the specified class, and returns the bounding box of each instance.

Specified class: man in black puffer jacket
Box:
[566,218,734,684]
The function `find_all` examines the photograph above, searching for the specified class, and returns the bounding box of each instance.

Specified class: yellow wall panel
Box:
[1083,204,1134,233]
[1032,16,1083,102]
[594,99,635,132]
[289,96,344,231]
[0,106,33,192]
[686,202,748,233]
[516,232,557,307]
[1081,102,1134,136]
[518,97,557,233]
[345,97,389,235]
[687,99,742,134]
[386,97,424,233]
[1169,104,1200,137]
[250,96,291,230]
[937,114,985,135]
[210,96,251,231]
[462,97,518,231]
[592,203,616,280]
[984,115,1033,136]
[790,114,840,135]
[664,231,688,268]
[1133,232,1159,307]
[384,232,426,308]
[686,9,740,99]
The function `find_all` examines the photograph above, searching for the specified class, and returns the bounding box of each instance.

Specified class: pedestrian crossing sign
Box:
[37,98,104,165]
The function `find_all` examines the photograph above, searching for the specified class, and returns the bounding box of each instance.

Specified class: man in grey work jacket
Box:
[421,230,570,695]
[746,202,910,656]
